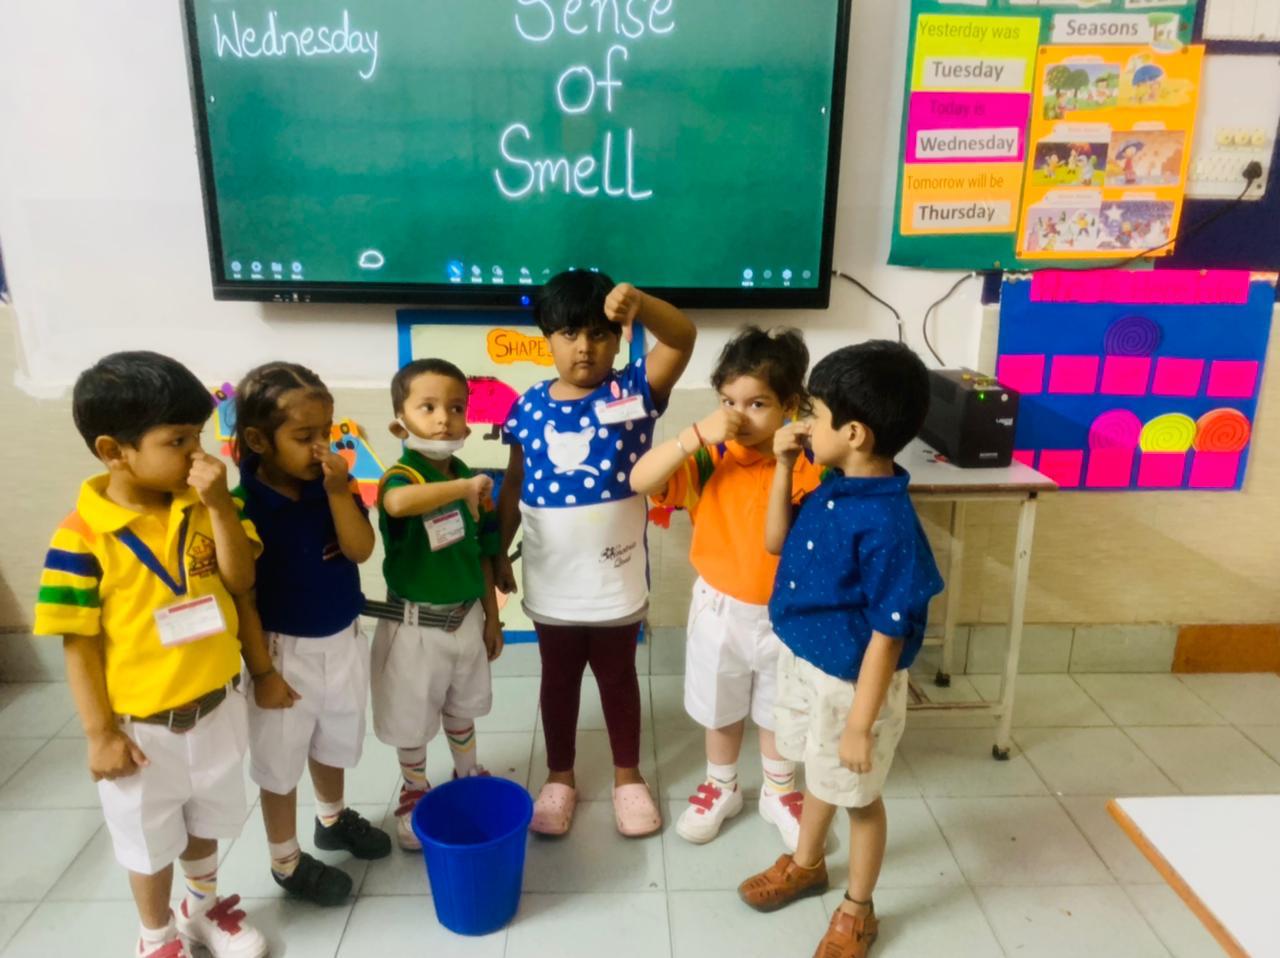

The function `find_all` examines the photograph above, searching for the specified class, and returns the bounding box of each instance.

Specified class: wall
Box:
[2,3,1278,681]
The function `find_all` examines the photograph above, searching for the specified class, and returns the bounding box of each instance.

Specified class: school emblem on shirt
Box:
[186,532,218,579]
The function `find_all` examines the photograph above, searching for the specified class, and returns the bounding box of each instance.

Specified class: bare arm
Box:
[329,490,375,562]
[208,501,257,595]
[764,422,810,554]
[838,631,903,774]
[498,444,524,552]
[631,407,747,496]
[64,633,149,780]
[382,474,491,521]
[604,284,696,406]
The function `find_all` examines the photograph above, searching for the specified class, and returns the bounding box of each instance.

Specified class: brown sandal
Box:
[738,853,829,912]
[812,905,879,958]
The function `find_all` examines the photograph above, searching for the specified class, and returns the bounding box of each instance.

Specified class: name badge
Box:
[595,395,646,425]
[154,594,226,647]
[425,509,466,552]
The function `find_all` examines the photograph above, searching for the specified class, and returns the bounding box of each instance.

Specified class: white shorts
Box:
[246,621,369,795]
[684,578,784,731]
[370,603,492,748]
[773,647,908,809]
[98,686,249,875]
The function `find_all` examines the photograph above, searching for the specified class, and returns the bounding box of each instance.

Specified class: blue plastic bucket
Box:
[411,776,534,935]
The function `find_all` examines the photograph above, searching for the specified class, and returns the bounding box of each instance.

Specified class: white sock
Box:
[180,850,219,916]
[762,755,797,795]
[269,837,301,879]
[316,798,345,828]
[707,761,739,790]
[138,915,175,948]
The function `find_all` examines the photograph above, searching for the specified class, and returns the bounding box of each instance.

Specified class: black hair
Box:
[534,269,621,339]
[808,341,930,458]
[72,351,213,454]
[234,362,333,462]
[711,326,809,410]
[391,358,469,414]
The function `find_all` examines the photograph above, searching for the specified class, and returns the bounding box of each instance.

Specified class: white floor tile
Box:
[476,676,541,733]
[530,728,657,803]
[820,885,1005,958]
[0,740,43,790]
[0,738,101,809]
[899,728,1048,797]
[1125,884,1228,958]
[1058,797,1162,884]
[661,799,792,892]
[489,642,542,678]
[46,825,134,902]
[523,801,665,893]
[971,674,1113,727]
[1,900,140,958]
[0,809,101,901]
[648,631,686,676]
[927,797,1111,886]
[1126,726,1280,794]
[975,884,1169,957]
[336,895,506,956]
[1177,673,1280,726]
[507,892,670,958]
[670,889,825,958]
[1241,725,1280,764]
[0,684,76,739]
[358,807,433,897]
[649,674,685,724]
[234,896,353,958]
[1074,674,1226,727]
[1013,727,1178,796]
[0,903,35,954]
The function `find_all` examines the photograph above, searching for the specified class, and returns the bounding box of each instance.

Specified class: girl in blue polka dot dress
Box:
[496,270,696,838]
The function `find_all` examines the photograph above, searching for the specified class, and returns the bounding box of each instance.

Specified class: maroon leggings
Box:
[534,621,642,771]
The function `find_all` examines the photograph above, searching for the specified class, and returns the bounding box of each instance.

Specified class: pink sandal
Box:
[613,780,662,837]
[530,783,577,836]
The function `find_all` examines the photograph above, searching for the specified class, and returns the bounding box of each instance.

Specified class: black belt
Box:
[128,676,240,734]
[364,597,475,633]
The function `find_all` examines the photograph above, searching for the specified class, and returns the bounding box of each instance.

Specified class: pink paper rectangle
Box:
[1189,451,1242,489]
[997,354,1045,395]
[1030,270,1252,305]
[905,92,1031,165]
[1013,450,1035,468]
[1137,452,1186,488]
[1038,449,1083,488]
[1206,360,1260,399]
[1152,357,1204,397]
[1048,355,1100,394]
[1085,449,1134,488]
[1100,356,1152,396]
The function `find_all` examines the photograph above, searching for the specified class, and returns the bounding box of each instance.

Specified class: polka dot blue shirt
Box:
[501,359,666,508]
[769,467,944,681]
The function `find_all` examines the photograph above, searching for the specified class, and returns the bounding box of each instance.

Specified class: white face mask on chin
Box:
[398,422,466,461]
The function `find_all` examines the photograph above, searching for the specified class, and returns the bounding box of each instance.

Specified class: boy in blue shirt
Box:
[738,341,943,958]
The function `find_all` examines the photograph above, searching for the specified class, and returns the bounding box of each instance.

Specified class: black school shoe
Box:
[273,851,353,906]
[314,807,393,860]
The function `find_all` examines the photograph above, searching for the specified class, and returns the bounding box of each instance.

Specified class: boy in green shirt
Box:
[366,358,504,850]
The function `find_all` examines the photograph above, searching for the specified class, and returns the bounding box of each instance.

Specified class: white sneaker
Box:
[137,931,190,958]
[175,895,267,958]
[759,789,804,852]
[675,781,744,844]
[395,783,431,851]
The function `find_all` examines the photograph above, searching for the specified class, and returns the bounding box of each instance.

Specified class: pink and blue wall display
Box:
[996,270,1274,491]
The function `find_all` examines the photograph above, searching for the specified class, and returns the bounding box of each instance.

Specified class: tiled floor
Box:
[1,644,1277,957]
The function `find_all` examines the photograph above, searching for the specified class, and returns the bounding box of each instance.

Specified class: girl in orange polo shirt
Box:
[632,326,823,849]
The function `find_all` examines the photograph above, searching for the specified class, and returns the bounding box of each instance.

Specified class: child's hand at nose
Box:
[773,421,811,463]
[696,408,746,446]
[604,282,644,342]
[188,450,234,511]
[315,443,352,495]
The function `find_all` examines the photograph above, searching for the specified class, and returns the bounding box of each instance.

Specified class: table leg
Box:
[937,500,967,688]
[994,495,1037,760]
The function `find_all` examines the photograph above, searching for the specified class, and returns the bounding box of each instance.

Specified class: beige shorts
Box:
[773,647,908,808]
[246,621,369,795]
[98,687,249,875]
[370,603,492,748]
[684,578,783,730]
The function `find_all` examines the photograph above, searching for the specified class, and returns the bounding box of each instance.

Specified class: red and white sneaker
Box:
[395,783,431,851]
[759,790,804,852]
[675,780,744,844]
[137,936,190,958]
[175,895,268,958]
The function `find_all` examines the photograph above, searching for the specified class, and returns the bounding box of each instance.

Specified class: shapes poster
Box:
[1017,44,1204,259]
[889,0,1201,270]
[996,271,1274,491]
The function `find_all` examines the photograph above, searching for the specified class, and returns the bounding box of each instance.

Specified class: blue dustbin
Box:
[411,776,534,935]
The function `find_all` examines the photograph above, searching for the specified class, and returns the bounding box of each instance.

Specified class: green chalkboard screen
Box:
[182,0,850,308]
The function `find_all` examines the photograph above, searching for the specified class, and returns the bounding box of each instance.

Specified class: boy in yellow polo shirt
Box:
[34,352,268,958]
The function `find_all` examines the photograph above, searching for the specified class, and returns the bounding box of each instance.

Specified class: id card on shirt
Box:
[154,594,226,647]
[425,509,466,552]
[596,395,646,425]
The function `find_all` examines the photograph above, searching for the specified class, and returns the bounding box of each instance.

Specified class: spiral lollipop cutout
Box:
[1088,410,1143,450]
[1103,315,1162,356]
[1139,413,1197,452]
[1194,408,1251,453]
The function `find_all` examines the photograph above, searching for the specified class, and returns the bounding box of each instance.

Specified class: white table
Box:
[1109,796,1280,957]
[898,439,1058,759]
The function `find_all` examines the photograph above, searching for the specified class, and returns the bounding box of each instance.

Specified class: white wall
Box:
[0,1,982,394]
